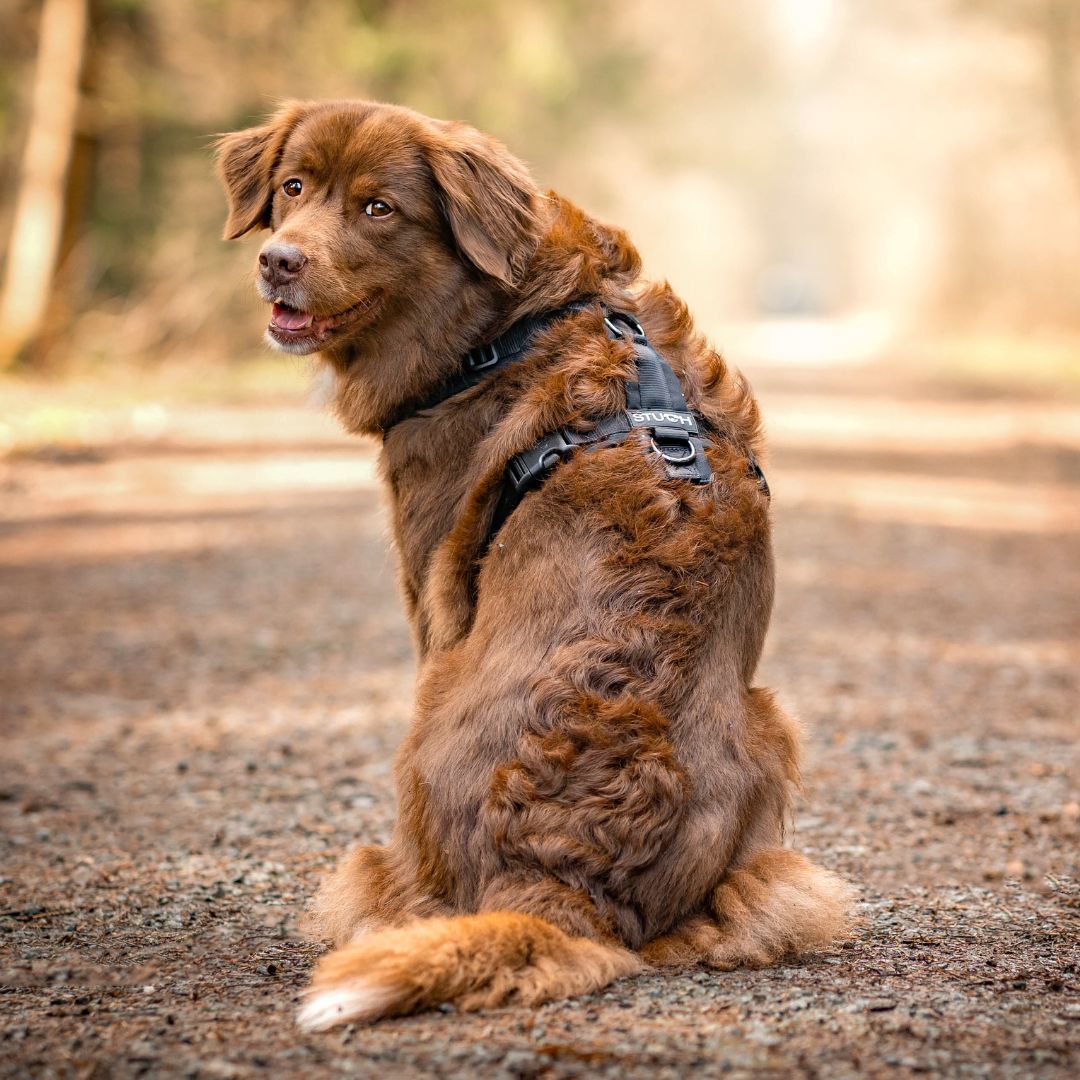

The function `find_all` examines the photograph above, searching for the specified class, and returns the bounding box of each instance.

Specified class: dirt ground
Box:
[1,358,1078,1079]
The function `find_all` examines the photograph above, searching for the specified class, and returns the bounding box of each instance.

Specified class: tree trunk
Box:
[1045,0,1080,209]
[0,0,90,368]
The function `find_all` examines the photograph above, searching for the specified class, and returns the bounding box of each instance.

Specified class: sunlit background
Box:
[1,0,1077,720]
[1,0,1079,380]
[2,7,1078,1071]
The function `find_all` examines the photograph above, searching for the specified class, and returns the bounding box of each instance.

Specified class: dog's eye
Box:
[283,178,302,197]
[364,200,394,218]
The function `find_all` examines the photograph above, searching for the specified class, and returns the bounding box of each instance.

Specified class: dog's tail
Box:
[297,911,642,1031]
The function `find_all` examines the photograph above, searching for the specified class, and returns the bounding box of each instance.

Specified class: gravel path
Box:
[1,363,1077,1078]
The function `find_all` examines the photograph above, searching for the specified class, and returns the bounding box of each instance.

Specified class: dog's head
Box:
[215,101,542,355]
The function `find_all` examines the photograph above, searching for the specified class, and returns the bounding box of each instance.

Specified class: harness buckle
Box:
[505,429,577,496]
[465,341,501,371]
[603,312,646,341]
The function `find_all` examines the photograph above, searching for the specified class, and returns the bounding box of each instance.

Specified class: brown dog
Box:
[215,100,852,1030]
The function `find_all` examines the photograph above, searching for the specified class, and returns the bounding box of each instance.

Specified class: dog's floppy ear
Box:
[426,122,541,286]
[215,102,310,240]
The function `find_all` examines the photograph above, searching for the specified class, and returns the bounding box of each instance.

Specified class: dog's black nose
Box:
[259,243,307,285]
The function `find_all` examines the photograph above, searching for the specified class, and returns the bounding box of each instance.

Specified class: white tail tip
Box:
[297,982,397,1032]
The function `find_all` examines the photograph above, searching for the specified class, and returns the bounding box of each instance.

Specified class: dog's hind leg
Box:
[300,843,443,947]
[641,848,853,970]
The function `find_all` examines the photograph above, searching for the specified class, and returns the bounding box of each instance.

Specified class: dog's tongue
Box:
[271,303,314,331]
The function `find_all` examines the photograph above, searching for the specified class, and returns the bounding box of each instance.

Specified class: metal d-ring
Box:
[651,437,697,465]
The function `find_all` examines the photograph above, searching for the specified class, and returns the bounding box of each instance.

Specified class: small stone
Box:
[502,1049,538,1072]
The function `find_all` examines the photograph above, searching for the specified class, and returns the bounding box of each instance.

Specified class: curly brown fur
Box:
[216,100,853,1031]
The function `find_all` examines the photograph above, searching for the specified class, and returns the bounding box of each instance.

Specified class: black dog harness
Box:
[386,302,767,547]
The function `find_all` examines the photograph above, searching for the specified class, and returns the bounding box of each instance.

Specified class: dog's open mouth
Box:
[268,294,381,344]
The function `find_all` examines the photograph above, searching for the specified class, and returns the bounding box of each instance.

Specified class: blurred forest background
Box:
[1,0,1079,384]
[4,6,1079,1073]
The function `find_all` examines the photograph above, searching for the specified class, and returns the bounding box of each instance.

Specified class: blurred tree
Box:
[1,0,1079,365]
[0,0,643,367]
[948,0,1080,326]
[960,0,1080,206]
[1044,0,1080,205]
[0,0,92,367]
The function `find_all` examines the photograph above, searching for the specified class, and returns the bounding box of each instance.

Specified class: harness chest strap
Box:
[489,311,715,540]
[383,302,769,546]
[387,301,594,426]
